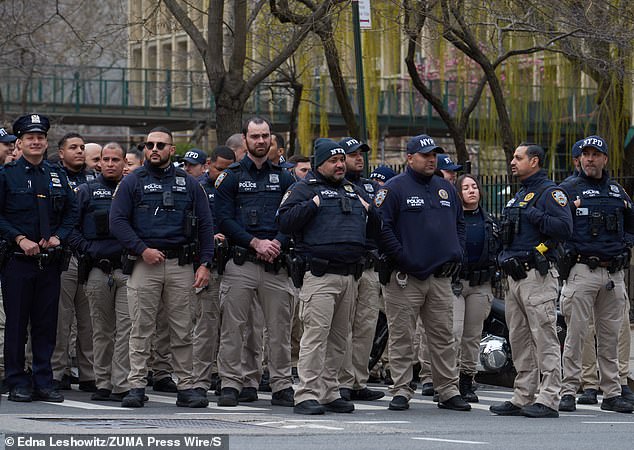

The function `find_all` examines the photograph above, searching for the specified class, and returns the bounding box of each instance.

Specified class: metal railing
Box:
[0,65,599,128]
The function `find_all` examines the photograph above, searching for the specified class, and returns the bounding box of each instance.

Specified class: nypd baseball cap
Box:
[12,113,50,138]
[407,134,443,154]
[580,135,608,155]
[369,165,396,182]
[571,139,584,159]
[436,154,463,171]
[313,138,346,168]
[183,148,207,165]
[0,128,17,143]
[339,137,370,154]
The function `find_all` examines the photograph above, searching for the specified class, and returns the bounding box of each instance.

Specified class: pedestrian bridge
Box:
[0,65,597,137]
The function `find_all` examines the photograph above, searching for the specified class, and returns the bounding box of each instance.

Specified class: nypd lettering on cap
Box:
[583,137,603,148]
[420,138,436,147]
[330,147,346,157]
[345,139,360,146]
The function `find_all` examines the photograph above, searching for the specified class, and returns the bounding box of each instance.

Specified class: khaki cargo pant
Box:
[561,264,626,399]
[84,267,131,393]
[294,272,356,404]
[127,258,195,389]
[339,268,381,390]
[384,273,459,402]
[505,267,561,410]
[192,271,221,390]
[217,260,293,393]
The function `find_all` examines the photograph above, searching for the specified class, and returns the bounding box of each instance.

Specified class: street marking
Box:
[345,420,410,424]
[583,421,634,424]
[45,399,125,410]
[254,420,343,430]
[413,437,489,445]
[352,403,387,410]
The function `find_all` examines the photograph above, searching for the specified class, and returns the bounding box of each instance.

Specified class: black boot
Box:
[459,372,478,403]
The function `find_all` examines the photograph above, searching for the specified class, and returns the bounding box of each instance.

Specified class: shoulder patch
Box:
[374,189,388,207]
[438,189,448,200]
[215,172,228,189]
[551,189,568,207]
[523,192,534,201]
[280,190,292,206]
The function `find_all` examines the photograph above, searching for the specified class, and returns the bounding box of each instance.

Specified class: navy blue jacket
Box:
[214,156,294,249]
[69,174,123,260]
[200,174,218,232]
[376,166,465,281]
[109,162,214,264]
[277,171,379,264]
[559,171,634,259]
[498,170,573,263]
[0,157,77,243]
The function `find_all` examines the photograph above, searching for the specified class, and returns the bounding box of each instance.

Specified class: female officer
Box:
[453,174,500,402]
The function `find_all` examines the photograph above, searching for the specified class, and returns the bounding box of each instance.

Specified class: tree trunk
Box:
[483,65,515,175]
[214,92,245,145]
[287,81,303,156]
[317,26,360,137]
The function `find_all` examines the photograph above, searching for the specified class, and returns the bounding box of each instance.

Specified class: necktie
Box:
[33,166,51,241]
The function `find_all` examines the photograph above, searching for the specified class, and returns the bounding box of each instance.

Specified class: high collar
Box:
[579,169,609,185]
[144,161,174,178]
[242,154,272,172]
[314,170,345,187]
[345,171,362,183]
[406,166,434,184]
[19,156,46,171]
[97,173,121,188]
[520,169,548,189]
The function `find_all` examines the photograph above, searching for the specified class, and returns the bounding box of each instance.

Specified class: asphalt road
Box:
[0,383,632,450]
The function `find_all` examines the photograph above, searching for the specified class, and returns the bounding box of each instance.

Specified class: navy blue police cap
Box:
[0,128,17,143]
[369,165,396,182]
[580,135,608,155]
[407,134,443,154]
[338,137,370,154]
[436,154,463,171]
[12,113,50,138]
[183,148,207,165]
[571,139,584,159]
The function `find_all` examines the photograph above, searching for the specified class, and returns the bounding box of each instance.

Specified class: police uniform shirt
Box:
[68,174,123,259]
[559,171,634,259]
[375,166,465,280]
[277,171,379,264]
[109,162,214,264]
[214,156,294,249]
[498,170,572,263]
[0,158,77,243]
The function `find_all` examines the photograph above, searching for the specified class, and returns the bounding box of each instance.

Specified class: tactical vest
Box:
[82,179,116,240]
[356,177,377,200]
[230,163,284,235]
[569,177,625,242]
[467,210,499,268]
[500,182,550,249]
[300,180,367,248]
[132,167,193,241]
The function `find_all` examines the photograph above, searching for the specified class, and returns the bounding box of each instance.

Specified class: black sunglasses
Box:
[144,141,171,150]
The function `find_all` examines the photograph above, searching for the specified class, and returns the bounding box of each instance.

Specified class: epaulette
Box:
[228,162,241,171]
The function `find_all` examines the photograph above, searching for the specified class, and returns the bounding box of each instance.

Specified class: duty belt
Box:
[306,257,364,279]
[94,258,122,273]
[577,253,628,273]
[158,248,180,259]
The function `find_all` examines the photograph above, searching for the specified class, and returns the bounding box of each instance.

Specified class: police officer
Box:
[453,174,500,402]
[558,135,634,413]
[110,126,213,408]
[376,134,469,412]
[0,113,77,402]
[337,137,384,402]
[52,132,96,392]
[214,117,295,408]
[278,138,378,414]
[490,143,572,418]
[368,165,396,186]
[436,153,462,183]
[68,142,132,401]
[0,128,17,164]
[189,145,235,396]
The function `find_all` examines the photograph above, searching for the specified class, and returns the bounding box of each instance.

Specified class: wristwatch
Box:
[201,261,212,270]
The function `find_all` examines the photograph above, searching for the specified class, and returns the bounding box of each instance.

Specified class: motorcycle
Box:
[369,297,567,388]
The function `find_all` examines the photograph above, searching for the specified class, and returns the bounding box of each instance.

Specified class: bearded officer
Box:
[277,138,379,414]
[558,135,634,414]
